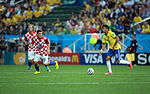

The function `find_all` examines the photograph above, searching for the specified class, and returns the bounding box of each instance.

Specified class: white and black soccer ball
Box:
[87,68,94,75]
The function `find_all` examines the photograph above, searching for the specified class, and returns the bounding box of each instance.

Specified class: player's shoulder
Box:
[33,32,37,36]
[132,39,137,42]
[41,36,47,40]
[108,30,116,36]
[33,32,37,34]
[43,36,48,38]
[108,30,114,34]
[103,33,106,37]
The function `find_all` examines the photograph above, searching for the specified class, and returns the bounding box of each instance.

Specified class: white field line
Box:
[0,82,150,85]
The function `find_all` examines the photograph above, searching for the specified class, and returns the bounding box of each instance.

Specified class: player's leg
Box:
[132,53,136,66]
[42,55,51,72]
[45,65,50,72]
[34,62,40,74]
[99,39,102,50]
[105,56,112,75]
[115,49,132,70]
[27,50,34,71]
[48,61,59,69]
[105,49,113,75]
[34,54,40,74]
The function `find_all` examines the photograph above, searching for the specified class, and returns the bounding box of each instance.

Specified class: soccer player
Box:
[129,34,137,65]
[24,24,50,72]
[33,29,59,74]
[99,25,132,75]
[24,24,37,71]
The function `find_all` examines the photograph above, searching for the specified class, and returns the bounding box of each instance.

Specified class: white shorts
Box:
[28,50,35,60]
[34,54,48,65]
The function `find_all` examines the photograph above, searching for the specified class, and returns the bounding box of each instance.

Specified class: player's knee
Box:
[34,62,38,65]
[35,63,39,66]
[116,60,120,63]
[29,60,32,62]
[106,57,111,61]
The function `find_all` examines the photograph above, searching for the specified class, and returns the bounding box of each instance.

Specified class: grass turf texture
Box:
[0,65,150,94]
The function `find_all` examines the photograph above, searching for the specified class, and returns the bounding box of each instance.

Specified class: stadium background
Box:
[1,0,150,94]
[1,0,150,65]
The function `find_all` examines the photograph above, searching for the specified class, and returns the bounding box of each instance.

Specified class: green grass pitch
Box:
[0,65,150,94]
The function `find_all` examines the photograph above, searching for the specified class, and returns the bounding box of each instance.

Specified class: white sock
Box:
[106,60,112,73]
[119,60,130,65]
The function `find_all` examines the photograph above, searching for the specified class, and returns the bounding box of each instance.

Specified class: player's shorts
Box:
[34,54,49,65]
[28,50,35,60]
[107,49,121,61]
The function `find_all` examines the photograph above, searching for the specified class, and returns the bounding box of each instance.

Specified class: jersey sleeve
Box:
[45,37,50,45]
[102,35,108,43]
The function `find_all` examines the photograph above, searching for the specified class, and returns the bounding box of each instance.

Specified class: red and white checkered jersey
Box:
[24,32,37,52]
[32,36,50,56]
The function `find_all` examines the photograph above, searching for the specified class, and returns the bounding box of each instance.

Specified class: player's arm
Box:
[99,43,106,56]
[99,35,107,56]
[134,40,138,53]
[48,39,50,54]
[45,38,50,54]
[24,40,28,46]
[112,36,119,51]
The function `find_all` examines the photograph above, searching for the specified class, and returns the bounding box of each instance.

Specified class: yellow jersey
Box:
[142,24,149,29]
[133,16,142,23]
[19,14,26,21]
[142,28,150,33]
[34,10,43,18]
[70,29,78,34]
[0,5,5,13]
[25,10,33,19]
[39,5,45,11]
[85,4,90,10]
[44,4,50,14]
[102,30,121,50]
[56,0,61,4]
[6,18,11,25]
[12,16,18,25]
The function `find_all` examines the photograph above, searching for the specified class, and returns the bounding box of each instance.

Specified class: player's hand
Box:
[112,47,115,51]
[99,49,102,56]
[99,51,102,56]
[47,49,50,54]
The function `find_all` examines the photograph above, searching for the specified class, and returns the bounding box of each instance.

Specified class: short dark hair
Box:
[37,29,42,34]
[103,25,109,30]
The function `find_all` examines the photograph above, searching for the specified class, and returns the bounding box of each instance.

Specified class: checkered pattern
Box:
[24,32,37,52]
[33,36,50,56]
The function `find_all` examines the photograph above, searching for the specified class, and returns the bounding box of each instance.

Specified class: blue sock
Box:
[28,62,32,69]
[45,65,49,70]
[35,65,39,72]
[49,61,56,65]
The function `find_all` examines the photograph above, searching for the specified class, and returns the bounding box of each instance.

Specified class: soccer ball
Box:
[87,68,94,75]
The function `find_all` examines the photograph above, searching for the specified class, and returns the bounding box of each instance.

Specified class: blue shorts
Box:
[107,49,121,60]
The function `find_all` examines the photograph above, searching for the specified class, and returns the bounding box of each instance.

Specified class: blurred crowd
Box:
[66,0,150,35]
[0,0,61,35]
[0,0,150,35]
